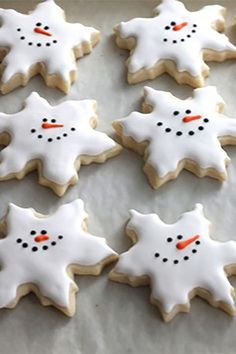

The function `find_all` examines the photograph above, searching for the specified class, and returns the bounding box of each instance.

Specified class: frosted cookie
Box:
[114,0,236,87]
[0,0,100,94]
[113,86,236,189]
[0,199,117,316]
[0,92,122,196]
[109,204,236,322]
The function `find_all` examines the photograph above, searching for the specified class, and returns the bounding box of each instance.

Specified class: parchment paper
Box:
[0,1,236,353]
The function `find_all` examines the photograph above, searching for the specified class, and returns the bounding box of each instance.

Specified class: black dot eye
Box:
[154,252,159,258]
[44,26,49,30]
[173,111,179,116]
[185,109,191,114]
[41,230,47,235]
[51,119,56,123]
[196,240,200,245]
[42,245,48,250]
[184,256,189,261]
[17,28,21,31]
[177,235,183,240]
[16,238,22,243]
[173,260,179,264]
[171,21,176,26]
[193,24,197,28]
[167,237,173,242]
[51,241,56,246]
[58,235,63,239]
[32,247,38,252]
[36,22,42,27]
[43,118,47,122]
[204,118,209,123]
[163,258,168,262]
[165,26,170,30]
[30,230,36,235]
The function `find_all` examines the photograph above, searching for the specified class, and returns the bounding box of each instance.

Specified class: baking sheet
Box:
[0,0,236,353]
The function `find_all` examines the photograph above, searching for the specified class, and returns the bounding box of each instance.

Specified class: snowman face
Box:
[154,234,201,265]
[30,117,76,143]
[162,18,198,44]
[156,107,210,137]
[15,228,64,252]
[16,21,58,48]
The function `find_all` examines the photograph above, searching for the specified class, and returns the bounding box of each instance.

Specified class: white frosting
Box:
[0,199,117,310]
[0,0,99,84]
[116,0,236,77]
[115,86,236,179]
[112,204,236,314]
[0,92,118,187]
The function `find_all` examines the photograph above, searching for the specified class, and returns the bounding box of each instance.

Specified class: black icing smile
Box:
[154,234,201,265]
[30,118,76,142]
[17,22,58,47]
[163,22,197,44]
[156,109,210,136]
[16,229,64,252]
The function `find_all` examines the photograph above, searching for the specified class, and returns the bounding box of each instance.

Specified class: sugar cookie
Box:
[0,0,100,93]
[109,204,236,322]
[0,92,122,196]
[114,0,236,87]
[0,199,117,316]
[113,86,236,189]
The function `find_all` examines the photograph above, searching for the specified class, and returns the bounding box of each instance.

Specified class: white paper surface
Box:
[0,0,236,353]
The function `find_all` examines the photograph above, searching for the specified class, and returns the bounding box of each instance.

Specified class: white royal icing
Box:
[116,0,236,77]
[0,92,118,187]
[0,0,99,85]
[112,204,236,315]
[115,86,236,179]
[0,199,117,310]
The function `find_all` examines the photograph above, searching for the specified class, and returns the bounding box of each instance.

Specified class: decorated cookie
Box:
[109,204,236,322]
[0,92,122,196]
[113,86,236,189]
[114,0,236,87]
[0,199,117,316]
[0,0,100,94]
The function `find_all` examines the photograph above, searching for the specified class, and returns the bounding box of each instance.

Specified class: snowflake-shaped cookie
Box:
[0,199,117,316]
[115,0,236,87]
[0,0,100,93]
[0,92,121,196]
[109,204,236,322]
[113,86,236,189]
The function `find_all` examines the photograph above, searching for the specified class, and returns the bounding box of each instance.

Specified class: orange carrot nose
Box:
[34,235,50,243]
[182,115,202,123]
[176,235,200,250]
[173,22,188,31]
[42,123,64,129]
[34,27,52,37]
